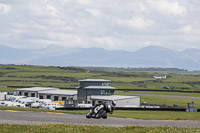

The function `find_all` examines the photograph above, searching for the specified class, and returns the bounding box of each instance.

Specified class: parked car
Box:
[4,101,14,106]
[0,101,7,106]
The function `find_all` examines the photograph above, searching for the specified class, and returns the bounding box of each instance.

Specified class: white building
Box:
[16,87,77,101]
[16,87,59,97]
[15,79,141,107]
[38,89,77,101]
[91,95,140,107]
[0,92,7,100]
[153,75,167,79]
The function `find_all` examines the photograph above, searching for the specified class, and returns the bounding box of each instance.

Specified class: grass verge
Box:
[110,110,200,120]
[0,124,199,133]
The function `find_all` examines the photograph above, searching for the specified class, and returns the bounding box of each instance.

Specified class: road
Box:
[0,110,200,127]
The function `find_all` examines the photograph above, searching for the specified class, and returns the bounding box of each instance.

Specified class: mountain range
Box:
[0,45,200,70]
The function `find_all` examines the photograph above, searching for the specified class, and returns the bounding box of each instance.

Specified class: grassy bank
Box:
[111,110,200,120]
[0,124,199,133]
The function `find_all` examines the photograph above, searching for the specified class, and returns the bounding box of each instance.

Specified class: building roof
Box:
[91,95,140,100]
[84,86,117,90]
[16,87,59,92]
[79,79,111,82]
[38,90,77,95]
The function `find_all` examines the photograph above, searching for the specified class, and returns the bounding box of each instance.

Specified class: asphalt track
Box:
[0,110,200,127]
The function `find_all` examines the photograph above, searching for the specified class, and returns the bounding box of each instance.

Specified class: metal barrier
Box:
[56,107,200,112]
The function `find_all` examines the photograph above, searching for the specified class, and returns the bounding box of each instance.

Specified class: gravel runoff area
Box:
[0,110,200,127]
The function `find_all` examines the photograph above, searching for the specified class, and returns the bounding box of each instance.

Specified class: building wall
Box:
[38,94,77,101]
[78,89,86,101]
[91,97,140,107]
[17,90,77,102]
[115,97,140,107]
[18,91,37,98]
[80,81,109,87]
[78,89,115,103]
[0,93,6,100]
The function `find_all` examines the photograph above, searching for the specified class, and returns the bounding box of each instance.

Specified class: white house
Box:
[153,75,167,79]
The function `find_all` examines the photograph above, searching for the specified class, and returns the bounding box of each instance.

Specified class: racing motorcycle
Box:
[86,100,116,119]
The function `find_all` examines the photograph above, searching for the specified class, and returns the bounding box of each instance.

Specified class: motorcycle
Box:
[86,103,114,119]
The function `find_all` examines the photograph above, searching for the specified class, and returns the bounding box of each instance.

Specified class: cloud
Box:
[0,0,200,51]
[93,36,123,50]
[0,3,11,15]
[117,16,154,30]
[180,25,193,34]
[85,8,101,16]
[147,0,187,16]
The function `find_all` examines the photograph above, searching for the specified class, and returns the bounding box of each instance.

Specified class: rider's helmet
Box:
[112,100,116,106]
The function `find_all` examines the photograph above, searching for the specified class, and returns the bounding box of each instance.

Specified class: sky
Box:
[0,0,200,51]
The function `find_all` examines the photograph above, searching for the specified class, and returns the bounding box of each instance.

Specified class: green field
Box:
[117,91,200,97]
[0,64,200,91]
[141,96,200,108]
[0,124,199,133]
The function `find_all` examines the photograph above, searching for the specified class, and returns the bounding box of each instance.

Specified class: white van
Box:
[13,98,35,107]
[40,102,60,110]
[31,99,52,108]
[4,96,26,106]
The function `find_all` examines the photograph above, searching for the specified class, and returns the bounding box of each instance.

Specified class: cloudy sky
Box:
[0,0,200,51]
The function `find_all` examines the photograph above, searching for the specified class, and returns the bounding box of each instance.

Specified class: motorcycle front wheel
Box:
[86,110,92,118]
[95,110,107,119]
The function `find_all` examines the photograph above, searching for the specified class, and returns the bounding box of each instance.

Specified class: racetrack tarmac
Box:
[0,110,200,127]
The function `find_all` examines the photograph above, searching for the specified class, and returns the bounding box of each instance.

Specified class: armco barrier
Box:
[56,107,200,112]
[56,107,90,110]
[115,107,186,111]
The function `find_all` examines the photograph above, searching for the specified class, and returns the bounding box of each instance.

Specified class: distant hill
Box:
[80,67,188,73]
[0,45,200,70]
[182,48,200,63]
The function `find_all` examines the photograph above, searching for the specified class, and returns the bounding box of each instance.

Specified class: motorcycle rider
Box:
[92,100,116,119]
